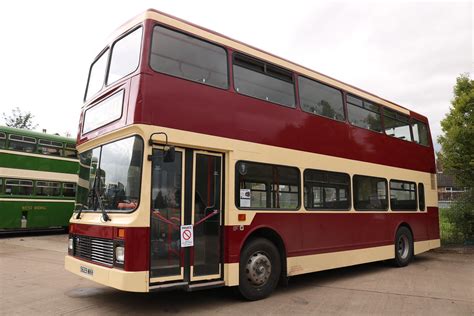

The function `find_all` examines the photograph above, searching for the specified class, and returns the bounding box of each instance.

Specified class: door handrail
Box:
[151,209,180,229]
[194,209,219,227]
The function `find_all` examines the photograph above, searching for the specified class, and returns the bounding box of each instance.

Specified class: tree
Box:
[2,107,38,130]
[438,74,474,188]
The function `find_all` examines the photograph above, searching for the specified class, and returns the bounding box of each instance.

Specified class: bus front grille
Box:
[73,235,114,267]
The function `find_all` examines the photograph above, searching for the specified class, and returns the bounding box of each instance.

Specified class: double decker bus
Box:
[0,126,78,233]
[65,9,439,300]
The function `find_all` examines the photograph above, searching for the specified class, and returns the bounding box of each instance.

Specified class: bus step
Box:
[149,281,188,292]
[187,280,225,292]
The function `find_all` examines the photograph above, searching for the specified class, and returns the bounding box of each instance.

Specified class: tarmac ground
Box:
[0,234,473,315]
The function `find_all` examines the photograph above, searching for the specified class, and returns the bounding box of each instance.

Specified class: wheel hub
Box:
[246,252,272,286]
[398,235,409,259]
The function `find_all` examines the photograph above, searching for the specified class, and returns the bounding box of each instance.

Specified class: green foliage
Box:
[439,190,474,244]
[438,74,474,188]
[2,107,37,130]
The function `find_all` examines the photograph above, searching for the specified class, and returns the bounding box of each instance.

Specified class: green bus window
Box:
[390,180,417,211]
[38,139,63,156]
[63,183,77,197]
[0,132,6,148]
[64,143,77,158]
[0,178,3,194]
[298,76,345,121]
[353,175,388,211]
[384,108,412,141]
[5,179,33,195]
[235,161,300,210]
[347,95,382,132]
[304,169,350,210]
[35,181,61,196]
[8,134,36,153]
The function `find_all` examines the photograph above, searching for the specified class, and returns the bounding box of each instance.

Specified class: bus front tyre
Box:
[238,238,281,301]
[393,227,414,267]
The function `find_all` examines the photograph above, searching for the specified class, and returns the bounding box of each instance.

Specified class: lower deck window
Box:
[304,169,350,210]
[236,161,300,209]
[390,180,417,210]
[353,175,388,211]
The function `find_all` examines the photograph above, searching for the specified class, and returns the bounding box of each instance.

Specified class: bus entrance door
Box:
[149,148,223,286]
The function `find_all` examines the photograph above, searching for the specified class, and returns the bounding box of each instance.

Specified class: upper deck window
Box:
[298,76,345,121]
[384,108,412,141]
[347,95,382,132]
[233,53,295,108]
[150,26,228,89]
[8,134,36,153]
[411,119,430,146]
[0,132,6,149]
[85,48,109,101]
[107,27,143,85]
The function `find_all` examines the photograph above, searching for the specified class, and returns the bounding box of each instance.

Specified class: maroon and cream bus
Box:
[65,9,439,300]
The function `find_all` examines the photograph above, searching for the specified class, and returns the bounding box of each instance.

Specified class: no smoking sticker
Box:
[180,225,194,248]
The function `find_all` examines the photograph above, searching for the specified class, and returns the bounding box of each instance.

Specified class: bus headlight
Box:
[115,246,125,263]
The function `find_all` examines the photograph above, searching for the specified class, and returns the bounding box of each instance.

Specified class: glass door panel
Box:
[150,149,183,279]
[192,152,222,279]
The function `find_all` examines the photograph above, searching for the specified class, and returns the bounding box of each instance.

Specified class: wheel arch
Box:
[240,226,288,280]
[395,222,414,241]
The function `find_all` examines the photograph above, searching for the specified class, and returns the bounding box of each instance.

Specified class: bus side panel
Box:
[0,201,23,229]
[224,211,438,264]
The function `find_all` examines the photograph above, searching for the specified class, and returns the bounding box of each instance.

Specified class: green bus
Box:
[0,126,79,233]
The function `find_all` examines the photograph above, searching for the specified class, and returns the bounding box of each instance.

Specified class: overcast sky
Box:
[0,1,472,151]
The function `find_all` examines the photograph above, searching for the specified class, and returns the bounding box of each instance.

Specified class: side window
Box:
[62,183,77,197]
[411,120,430,146]
[304,169,350,210]
[418,183,425,211]
[38,139,63,156]
[353,175,388,211]
[85,48,109,101]
[236,161,300,209]
[35,181,61,196]
[107,27,143,85]
[5,179,33,195]
[0,132,6,148]
[233,53,295,107]
[64,143,78,158]
[347,95,382,132]
[390,180,417,211]
[150,25,228,89]
[383,108,412,141]
[0,178,3,194]
[298,76,345,121]
[8,134,36,153]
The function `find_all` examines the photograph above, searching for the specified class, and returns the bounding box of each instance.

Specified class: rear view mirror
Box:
[164,146,175,163]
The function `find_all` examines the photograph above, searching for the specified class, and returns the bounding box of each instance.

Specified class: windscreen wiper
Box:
[91,171,110,222]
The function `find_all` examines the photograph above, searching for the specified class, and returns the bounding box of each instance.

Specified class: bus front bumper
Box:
[65,255,148,292]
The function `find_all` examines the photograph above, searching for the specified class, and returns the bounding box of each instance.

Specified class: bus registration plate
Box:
[80,266,94,276]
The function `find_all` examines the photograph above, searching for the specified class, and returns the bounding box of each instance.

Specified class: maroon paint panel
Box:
[123,227,150,271]
[223,207,440,264]
[70,223,114,239]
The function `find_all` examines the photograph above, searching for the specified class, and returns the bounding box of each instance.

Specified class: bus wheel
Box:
[238,238,281,301]
[393,227,414,267]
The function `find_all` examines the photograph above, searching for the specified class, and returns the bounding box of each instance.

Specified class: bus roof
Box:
[0,125,76,144]
[111,9,424,118]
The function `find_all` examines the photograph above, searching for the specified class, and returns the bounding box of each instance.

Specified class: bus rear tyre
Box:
[393,227,413,267]
[238,238,281,301]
